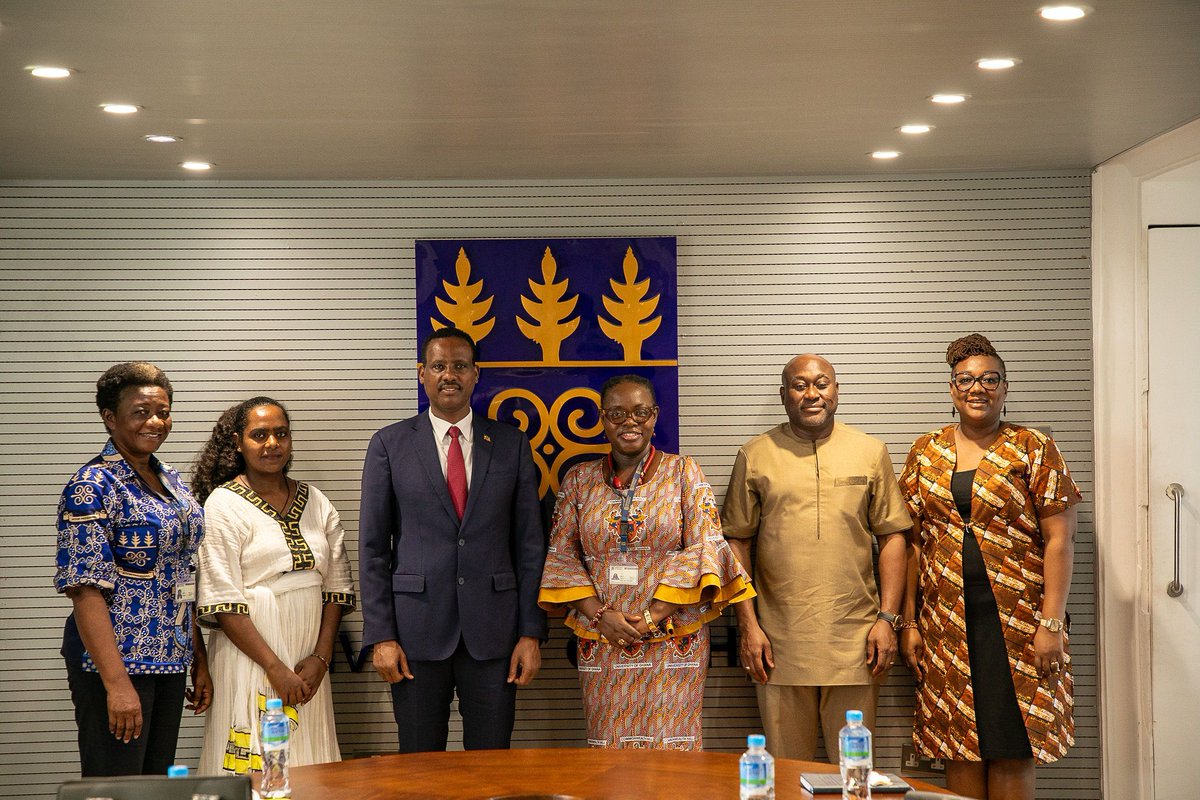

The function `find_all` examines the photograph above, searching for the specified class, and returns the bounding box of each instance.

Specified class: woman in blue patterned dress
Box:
[55,362,211,776]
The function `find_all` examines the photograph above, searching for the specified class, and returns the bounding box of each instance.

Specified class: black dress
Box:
[951,470,1032,759]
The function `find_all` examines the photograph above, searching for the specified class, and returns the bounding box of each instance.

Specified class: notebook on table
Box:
[800,771,914,794]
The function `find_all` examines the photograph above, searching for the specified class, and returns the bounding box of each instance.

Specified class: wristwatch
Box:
[1038,616,1066,633]
[876,610,901,630]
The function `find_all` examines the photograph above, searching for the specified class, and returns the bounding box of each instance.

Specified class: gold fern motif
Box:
[432,248,495,344]
[598,247,661,362]
[516,247,580,364]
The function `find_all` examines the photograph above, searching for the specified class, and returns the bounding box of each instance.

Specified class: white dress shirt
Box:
[428,408,474,490]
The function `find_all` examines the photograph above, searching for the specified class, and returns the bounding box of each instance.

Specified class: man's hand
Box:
[739,623,775,684]
[507,636,541,686]
[372,639,414,683]
[866,619,898,678]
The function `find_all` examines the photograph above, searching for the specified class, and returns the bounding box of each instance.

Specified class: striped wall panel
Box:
[0,173,1095,799]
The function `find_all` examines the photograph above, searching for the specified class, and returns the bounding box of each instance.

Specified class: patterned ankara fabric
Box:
[539,452,754,749]
[197,481,356,774]
[900,423,1082,764]
[55,440,203,674]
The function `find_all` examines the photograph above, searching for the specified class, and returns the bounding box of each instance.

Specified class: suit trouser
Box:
[65,658,186,776]
[390,637,516,752]
[756,682,880,763]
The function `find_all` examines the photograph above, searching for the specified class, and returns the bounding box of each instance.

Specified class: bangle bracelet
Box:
[643,609,663,637]
[589,601,612,629]
[310,652,330,669]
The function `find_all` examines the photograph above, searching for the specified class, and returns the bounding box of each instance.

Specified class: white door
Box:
[1148,227,1200,799]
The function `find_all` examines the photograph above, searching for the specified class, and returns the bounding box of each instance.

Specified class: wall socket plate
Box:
[900,744,947,776]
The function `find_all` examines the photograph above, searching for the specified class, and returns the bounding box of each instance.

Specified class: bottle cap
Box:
[748,734,766,747]
[167,765,189,778]
[266,697,283,711]
[846,709,864,723]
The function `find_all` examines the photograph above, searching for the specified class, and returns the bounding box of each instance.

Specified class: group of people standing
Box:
[54,329,1078,800]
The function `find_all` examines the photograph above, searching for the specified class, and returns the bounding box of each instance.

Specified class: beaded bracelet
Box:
[589,601,612,629]
[661,616,675,636]
[898,620,919,630]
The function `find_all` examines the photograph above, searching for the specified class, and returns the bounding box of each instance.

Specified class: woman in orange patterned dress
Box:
[538,375,754,749]
[899,334,1081,800]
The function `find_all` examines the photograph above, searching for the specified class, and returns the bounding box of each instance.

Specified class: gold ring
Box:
[1050,662,1061,672]
[617,638,627,646]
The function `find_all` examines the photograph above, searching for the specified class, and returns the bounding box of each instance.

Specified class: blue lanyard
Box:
[614,447,653,555]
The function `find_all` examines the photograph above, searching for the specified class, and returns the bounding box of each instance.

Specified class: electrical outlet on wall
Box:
[900,744,947,776]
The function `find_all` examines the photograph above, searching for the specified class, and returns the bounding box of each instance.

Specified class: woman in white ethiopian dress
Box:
[192,397,355,775]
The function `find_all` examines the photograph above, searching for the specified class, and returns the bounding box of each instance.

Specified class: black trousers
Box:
[65,658,186,777]
[389,637,517,752]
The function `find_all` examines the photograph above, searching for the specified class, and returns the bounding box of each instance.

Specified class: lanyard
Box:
[613,446,653,555]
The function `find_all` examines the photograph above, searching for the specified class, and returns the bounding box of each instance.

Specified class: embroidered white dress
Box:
[196,481,355,775]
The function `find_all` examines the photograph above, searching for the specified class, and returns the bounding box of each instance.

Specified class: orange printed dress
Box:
[900,423,1082,764]
[539,452,754,750]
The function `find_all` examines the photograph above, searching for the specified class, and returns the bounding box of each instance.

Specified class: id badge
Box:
[174,580,196,604]
[608,562,639,586]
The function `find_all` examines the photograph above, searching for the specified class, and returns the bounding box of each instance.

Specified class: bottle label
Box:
[740,761,767,786]
[842,734,869,759]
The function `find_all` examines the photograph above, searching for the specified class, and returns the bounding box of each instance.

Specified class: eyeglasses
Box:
[951,371,1005,391]
[601,406,657,424]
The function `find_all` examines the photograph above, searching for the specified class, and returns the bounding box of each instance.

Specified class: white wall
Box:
[0,173,1096,799]
[1092,117,1200,800]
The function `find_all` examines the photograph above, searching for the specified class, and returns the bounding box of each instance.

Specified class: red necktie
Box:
[446,425,468,521]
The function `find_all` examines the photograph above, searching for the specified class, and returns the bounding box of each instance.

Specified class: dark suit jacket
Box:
[359,411,547,662]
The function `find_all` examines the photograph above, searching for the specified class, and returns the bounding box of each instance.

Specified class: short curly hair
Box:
[946,333,1006,374]
[95,362,173,414]
[599,374,657,407]
[191,396,290,504]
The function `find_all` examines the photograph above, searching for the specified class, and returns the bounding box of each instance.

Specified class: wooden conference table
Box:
[286,749,949,799]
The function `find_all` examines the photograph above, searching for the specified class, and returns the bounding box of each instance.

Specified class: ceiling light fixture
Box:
[871,151,901,160]
[101,103,140,114]
[976,57,1020,70]
[28,66,73,79]
[1039,5,1090,21]
[144,134,181,143]
[899,124,934,134]
[180,161,212,171]
[930,93,969,104]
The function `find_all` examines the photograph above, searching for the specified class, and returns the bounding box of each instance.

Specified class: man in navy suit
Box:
[359,327,547,752]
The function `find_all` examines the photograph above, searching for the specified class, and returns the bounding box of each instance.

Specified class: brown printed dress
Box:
[900,423,1081,764]
[538,452,753,749]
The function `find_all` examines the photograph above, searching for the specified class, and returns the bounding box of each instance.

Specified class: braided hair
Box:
[191,396,290,504]
[945,333,1006,374]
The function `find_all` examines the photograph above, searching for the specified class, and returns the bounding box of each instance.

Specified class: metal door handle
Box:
[1166,483,1185,598]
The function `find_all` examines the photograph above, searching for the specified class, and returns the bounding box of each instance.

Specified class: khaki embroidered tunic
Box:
[722,422,912,685]
[900,423,1081,764]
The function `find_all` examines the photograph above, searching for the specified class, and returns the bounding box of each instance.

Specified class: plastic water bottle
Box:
[167,764,189,778]
[839,709,872,800]
[739,733,775,800]
[260,697,291,798]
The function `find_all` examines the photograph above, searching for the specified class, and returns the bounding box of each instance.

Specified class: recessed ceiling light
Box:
[899,124,934,134]
[101,103,140,115]
[871,151,901,160]
[930,93,969,104]
[144,134,182,143]
[1040,5,1090,21]
[976,57,1021,70]
[180,161,212,171]
[28,66,73,79]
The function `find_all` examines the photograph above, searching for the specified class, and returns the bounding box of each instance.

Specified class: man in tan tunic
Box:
[722,354,910,761]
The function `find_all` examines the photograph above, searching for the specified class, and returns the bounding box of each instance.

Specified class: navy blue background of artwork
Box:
[415,236,679,464]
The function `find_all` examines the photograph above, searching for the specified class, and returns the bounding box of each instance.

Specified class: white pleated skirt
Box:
[198,571,341,775]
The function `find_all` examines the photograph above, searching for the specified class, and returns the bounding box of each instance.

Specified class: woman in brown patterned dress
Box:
[899,335,1080,800]
[538,375,754,749]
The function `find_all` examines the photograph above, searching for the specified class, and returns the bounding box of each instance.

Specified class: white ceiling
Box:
[2,1,1199,180]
